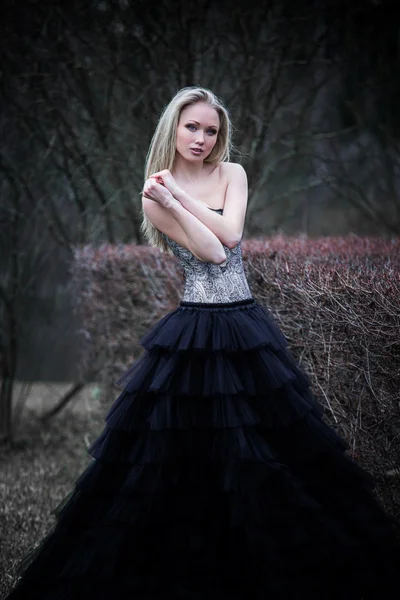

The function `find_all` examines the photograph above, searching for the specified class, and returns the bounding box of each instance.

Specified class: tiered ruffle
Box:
[7,298,400,600]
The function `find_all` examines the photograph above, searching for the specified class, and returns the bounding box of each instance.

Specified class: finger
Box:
[150,175,165,185]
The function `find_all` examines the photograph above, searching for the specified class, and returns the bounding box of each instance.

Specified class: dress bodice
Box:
[160,207,253,303]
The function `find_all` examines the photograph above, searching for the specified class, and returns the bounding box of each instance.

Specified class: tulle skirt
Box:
[6,298,400,599]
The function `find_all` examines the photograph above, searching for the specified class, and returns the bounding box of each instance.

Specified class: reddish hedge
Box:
[71,235,400,517]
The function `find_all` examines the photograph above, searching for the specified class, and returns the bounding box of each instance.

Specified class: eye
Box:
[207,129,217,136]
[186,124,197,131]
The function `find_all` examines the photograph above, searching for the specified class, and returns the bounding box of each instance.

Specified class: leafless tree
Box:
[1,0,399,442]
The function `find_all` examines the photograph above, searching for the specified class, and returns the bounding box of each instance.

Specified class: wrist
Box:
[164,194,181,210]
[171,184,183,199]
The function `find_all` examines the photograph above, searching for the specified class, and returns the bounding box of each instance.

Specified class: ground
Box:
[0,382,109,599]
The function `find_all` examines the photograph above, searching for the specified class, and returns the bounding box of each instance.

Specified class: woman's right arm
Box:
[142,195,227,265]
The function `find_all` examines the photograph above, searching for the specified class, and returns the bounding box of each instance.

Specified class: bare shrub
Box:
[72,235,400,516]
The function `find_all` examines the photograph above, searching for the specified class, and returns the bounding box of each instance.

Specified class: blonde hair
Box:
[140,86,232,252]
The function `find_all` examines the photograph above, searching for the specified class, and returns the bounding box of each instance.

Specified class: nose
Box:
[195,131,205,145]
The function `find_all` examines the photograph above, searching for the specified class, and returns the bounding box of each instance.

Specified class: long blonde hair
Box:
[140,86,232,252]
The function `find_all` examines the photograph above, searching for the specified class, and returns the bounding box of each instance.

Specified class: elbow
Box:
[212,251,228,265]
[225,235,241,250]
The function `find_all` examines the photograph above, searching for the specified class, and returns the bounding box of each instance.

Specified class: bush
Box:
[72,234,400,517]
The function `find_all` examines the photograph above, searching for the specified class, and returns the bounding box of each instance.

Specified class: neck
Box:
[172,154,207,183]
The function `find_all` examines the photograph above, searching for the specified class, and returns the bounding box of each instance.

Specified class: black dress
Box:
[6,208,400,599]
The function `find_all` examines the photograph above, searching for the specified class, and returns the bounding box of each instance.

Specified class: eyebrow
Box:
[187,120,219,128]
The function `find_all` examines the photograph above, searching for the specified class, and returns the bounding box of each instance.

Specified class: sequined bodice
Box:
[160,207,253,303]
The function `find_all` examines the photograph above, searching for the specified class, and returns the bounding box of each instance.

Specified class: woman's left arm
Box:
[154,164,248,249]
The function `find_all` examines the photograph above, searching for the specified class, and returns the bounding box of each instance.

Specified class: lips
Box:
[190,148,203,154]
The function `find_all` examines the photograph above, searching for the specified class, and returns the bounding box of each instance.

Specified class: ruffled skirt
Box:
[6,298,400,599]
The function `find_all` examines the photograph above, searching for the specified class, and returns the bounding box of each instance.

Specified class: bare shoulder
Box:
[142,196,203,259]
[220,162,247,181]
[220,161,246,174]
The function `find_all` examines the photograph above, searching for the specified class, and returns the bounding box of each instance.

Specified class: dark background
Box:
[1,0,399,382]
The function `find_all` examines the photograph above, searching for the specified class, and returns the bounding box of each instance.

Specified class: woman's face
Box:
[175,102,220,162]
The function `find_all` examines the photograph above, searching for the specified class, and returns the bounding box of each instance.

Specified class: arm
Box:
[142,195,227,265]
[171,163,248,249]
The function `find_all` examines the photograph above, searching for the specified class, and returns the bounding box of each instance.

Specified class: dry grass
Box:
[0,382,109,599]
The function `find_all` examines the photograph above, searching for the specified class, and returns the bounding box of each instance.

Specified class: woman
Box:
[6,87,400,599]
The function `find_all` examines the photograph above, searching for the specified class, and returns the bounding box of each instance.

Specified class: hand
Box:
[142,178,174,209]
[149,169,180,196]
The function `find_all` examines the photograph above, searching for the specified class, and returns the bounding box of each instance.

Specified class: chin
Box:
[185,155,203,162]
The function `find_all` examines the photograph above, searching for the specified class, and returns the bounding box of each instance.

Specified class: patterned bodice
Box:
[160,207,253,303]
